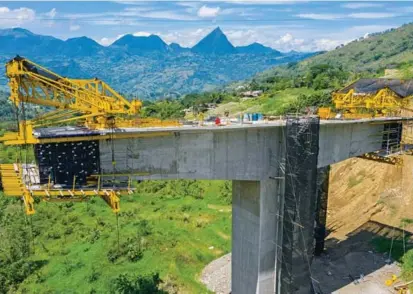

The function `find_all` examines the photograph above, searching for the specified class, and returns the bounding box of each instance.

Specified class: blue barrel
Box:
[257,113,263,121]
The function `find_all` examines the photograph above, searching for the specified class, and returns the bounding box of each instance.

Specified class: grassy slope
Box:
[258,22,413,81]
[6,180,231,293]
[207,88,318,117]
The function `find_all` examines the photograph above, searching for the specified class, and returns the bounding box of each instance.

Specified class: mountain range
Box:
[0,27,313,99]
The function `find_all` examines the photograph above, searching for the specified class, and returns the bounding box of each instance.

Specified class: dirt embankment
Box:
[327,155,413,241]
[201,156,413,294]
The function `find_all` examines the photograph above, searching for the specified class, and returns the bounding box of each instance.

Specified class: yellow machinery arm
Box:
[6,56,142,128]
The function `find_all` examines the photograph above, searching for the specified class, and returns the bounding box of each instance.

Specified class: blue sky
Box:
[0,1,412,51]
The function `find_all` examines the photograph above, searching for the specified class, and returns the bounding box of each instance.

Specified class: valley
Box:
[0,27,313,99]
[1,3,413,292]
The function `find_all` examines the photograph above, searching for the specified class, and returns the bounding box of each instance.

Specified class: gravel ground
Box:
[200,252,403,294]
[200,253,231,294]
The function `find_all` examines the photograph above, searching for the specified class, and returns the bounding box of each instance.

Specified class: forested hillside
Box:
[0,91,12,120]
[0,178,232,293]
[257,22,413,83]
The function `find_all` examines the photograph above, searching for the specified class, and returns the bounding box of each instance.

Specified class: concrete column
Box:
[232,179,279,294]
[314,166,330,256]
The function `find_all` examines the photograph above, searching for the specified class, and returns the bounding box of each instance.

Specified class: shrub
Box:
[112,273,166,294]
[88,266,101,283]
[402,249,413,280]
[107,248,122,263]
[47,229,61,240]
[88,229,100,244]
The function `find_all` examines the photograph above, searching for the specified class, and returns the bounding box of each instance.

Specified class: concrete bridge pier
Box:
[232,179,281,294]
[314,166,330,256]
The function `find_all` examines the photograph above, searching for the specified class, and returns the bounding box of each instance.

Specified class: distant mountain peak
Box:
[212,26,223,34]
[0,27,35,37]
[191,27,236,55]
[66,36,99,44]
[111,34,169,53]
[169,42,189,53]
[236,42,280,54]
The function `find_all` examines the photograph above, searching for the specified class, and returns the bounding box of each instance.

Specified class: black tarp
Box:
[280,116,320,294]
[339,79,413,98]
[34,140,100,187]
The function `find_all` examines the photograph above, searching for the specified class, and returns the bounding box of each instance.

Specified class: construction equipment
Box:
[318,78,413,119]
[0,56,178,214]
[0,56,181,145]
[385,275,413,294]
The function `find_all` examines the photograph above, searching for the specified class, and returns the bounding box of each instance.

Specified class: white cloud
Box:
[341,3,383,9]
[99,37,113,46]
[45,8,57,18]
[349,12,398,19]
[297,12,398,21]
[64,7,197,23]
[143,10,196,20]
[98,34,125,46]
[296,13,343,20]
[225,0,303,4]
[69,24,80,31]
[158,28,210,46]
[133,31,151,37]
[0,6,36,27]
[197,5,220,18]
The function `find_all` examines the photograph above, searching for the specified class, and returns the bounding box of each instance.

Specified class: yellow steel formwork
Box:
[0,163,135,214]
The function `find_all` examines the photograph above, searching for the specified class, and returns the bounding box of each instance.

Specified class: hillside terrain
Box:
[1,21,413,294]
[0,27,312,100]
[0,179,232,293]
[200,22,413,120]
[256,22,413,84]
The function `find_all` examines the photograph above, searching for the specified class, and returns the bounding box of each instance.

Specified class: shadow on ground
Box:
[312,220,413,294]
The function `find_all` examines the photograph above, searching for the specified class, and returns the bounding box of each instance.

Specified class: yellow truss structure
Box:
[358,152,403,166]
[1,56,180,145]
[0,164,134,214]
[334,88,409,112]
[319,86,412,119]
[0,57,180,213]
[7,57,142,124]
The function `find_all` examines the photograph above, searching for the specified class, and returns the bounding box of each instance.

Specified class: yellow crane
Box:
[0,56,177,214]
[2,56,146,145]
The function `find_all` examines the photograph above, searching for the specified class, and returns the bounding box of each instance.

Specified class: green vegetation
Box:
[402,250,413,285]
[0,179,232,293]
[372,237,413,290]
[257,23,413,83]
[0,91,13,120]
[2,21,413,293]
[371,237,413,262]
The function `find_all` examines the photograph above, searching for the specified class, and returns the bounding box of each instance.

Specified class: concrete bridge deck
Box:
[33,117,413,293]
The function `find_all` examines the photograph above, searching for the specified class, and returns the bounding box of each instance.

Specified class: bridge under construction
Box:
[1,57,413,293]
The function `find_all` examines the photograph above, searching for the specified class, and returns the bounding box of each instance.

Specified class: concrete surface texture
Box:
[95,118,405,294]
[232,180,280,293]
[99,119,390,181]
